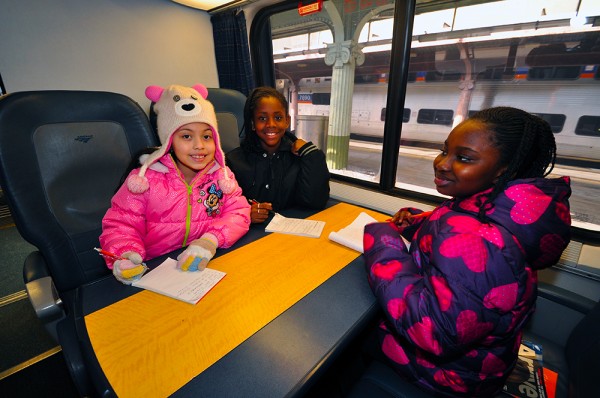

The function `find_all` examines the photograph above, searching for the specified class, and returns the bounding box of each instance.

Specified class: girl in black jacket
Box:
[226,86,330,223]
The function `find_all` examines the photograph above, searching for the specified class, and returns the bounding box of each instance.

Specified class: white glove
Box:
[113,251,146,285]
[176,235,218,272]
[122,251,143,265]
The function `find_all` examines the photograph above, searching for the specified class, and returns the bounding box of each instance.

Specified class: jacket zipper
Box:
[171,154,193,247]
[183,184,193,247]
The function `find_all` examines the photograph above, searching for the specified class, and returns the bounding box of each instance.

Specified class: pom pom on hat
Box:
[127,84,232,194]
[218,178,236,195]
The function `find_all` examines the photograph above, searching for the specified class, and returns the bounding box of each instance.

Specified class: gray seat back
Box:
[207,88,246,153]
[0,90,159,292]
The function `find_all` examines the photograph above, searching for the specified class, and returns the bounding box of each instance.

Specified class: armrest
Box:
[525,282,596,347]
[538,282,596,314]
[25,276,64,322]
[23,251,64,322]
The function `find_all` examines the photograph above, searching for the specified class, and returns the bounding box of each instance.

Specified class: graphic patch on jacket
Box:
[199,183,223,217]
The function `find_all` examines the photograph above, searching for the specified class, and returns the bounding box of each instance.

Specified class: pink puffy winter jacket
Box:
[99,153,251,267]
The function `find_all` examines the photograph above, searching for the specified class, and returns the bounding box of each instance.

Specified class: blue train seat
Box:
[0,87,247,396]
[0,90,159,395]
[207,87,246,153]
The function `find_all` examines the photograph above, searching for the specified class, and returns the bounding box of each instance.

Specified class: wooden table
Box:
[77,202,388,397]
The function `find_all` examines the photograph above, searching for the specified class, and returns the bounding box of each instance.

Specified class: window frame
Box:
[575,115,600,137]
[251,0,419,195]
[248,0,600,245]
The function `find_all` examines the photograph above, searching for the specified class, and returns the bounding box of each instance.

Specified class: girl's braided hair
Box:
[468,107,557,220]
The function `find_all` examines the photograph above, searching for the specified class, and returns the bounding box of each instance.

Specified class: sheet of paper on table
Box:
[265,213,326,238]
[328,212,378,253]
[132,258,226,304]
[329,212,411,253]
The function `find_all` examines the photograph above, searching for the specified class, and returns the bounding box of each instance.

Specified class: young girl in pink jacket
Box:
[100,84,250,284]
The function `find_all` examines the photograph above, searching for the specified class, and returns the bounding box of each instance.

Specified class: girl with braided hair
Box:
[226,86,329,223]
[363,107,571,397]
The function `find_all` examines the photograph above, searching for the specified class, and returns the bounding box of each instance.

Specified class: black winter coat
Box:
[225,133,330,211]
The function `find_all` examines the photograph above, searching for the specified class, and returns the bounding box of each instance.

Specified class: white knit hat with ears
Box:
[127,84,234,194]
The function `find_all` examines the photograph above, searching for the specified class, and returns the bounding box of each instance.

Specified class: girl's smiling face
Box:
[433,119,507,198]
[252,96,290,155]
[171,122,215,183]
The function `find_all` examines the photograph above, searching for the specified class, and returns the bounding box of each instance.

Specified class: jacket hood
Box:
[456,176,571,270]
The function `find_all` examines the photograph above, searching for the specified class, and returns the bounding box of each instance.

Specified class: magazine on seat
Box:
[502,340,557,398]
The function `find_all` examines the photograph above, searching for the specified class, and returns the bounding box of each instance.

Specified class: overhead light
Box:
[172,0,239,12]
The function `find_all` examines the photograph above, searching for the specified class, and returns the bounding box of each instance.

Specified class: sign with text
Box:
[298,0,323,16]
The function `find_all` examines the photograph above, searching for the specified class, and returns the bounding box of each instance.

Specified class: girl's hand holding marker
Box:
[250,199,274,224]
[94,248,147,284]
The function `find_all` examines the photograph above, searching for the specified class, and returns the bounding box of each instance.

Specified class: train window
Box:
[425,71,462,82]
[312,93,331,106]
[533,113,566,134]
[380,108,410,123]
[480,67,514,80]
[528,66,581,80]
[417,109,453,126]
[268,0,395,182]
[257,0,600,233]
[575,116,600,137]
[466,112,567,134]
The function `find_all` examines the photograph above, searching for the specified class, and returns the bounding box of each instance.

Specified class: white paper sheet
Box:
[265,213,325,238]
[132,258,226,304]
[328,212,378,253]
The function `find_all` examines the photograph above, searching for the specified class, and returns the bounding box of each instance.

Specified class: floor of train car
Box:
[0,195,79,397]
[0,192,371,398]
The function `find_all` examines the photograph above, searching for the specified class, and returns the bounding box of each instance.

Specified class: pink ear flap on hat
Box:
[218,178,235,195]
[127,174,150,194]
[145,85,164,102]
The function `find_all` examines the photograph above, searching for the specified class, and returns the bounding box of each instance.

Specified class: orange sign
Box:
[298,0,323,16]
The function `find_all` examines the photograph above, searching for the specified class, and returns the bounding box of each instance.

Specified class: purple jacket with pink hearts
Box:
[363,176,571,397]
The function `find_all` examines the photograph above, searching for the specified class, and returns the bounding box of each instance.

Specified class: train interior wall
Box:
[0,0,222,394]
[0,0,219,108]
